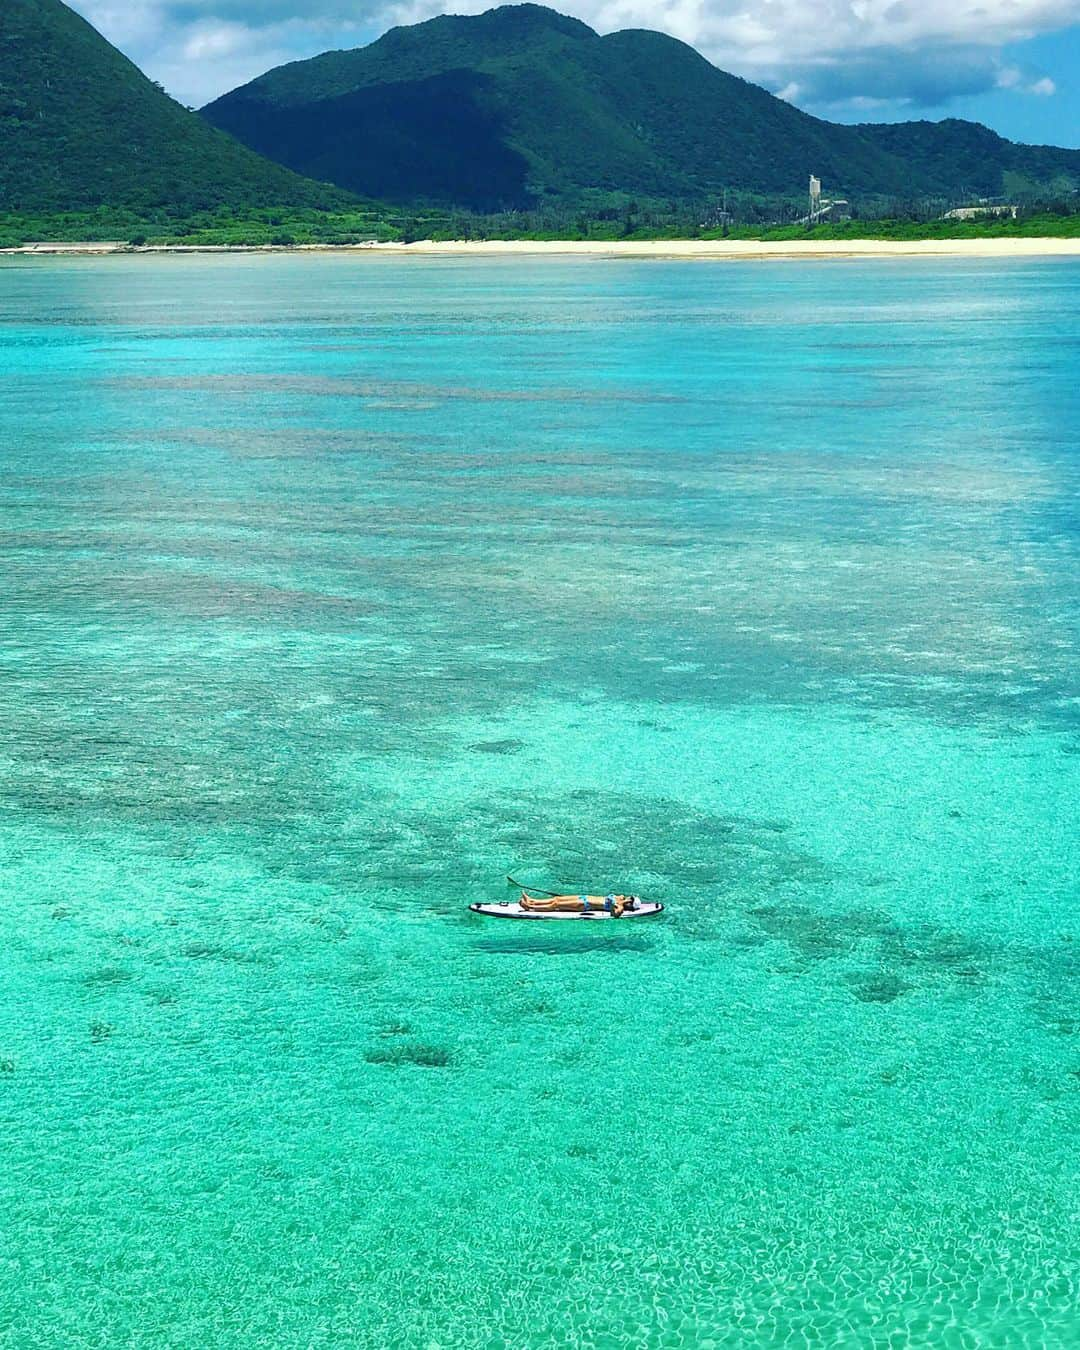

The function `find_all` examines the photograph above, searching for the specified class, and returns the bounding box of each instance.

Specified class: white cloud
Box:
[67,0,1079,111]
[182,21,252,61]
[996,66,1059,96]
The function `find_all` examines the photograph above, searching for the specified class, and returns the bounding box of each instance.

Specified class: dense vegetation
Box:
[3,204,1079,251]
[0,204,405,249]
[204,4,1080,211]
[0,0,353,212]
[725,212,1080,243]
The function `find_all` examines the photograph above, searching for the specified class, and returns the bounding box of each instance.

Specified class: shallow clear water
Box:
[0,255,1077,1348]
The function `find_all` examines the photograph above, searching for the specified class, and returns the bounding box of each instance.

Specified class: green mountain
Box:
[0,0,351,213]
[203,3,1080,211]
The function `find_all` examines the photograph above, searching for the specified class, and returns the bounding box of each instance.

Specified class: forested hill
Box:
[0,0,353,212]
[203,3,1080,211]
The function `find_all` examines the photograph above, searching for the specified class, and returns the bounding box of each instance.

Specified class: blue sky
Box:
[70,1,1080,146]
[936,28,1080,146]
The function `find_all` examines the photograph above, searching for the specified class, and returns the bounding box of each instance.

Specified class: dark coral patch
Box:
[82,966,135,988]
[847,973,912,1004]
[365,1042,453,1068]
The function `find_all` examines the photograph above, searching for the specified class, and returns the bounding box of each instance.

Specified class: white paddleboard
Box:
[470,901,664,921]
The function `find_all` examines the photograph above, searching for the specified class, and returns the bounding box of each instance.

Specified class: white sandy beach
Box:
[4,237,1080,259]
[357,237,1080,259]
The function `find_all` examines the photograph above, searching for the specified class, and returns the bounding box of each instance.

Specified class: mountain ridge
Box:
[202,4,1080,211]
[0,0,353,213]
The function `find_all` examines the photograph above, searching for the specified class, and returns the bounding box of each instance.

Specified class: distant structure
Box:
[943,204,1019,221]
[796,175,850,226]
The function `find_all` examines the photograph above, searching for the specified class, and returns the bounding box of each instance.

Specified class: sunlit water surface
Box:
[0,255,1077,1348]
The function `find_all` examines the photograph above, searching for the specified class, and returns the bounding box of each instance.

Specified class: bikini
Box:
[579,895,623,912]
[577,896,614,911]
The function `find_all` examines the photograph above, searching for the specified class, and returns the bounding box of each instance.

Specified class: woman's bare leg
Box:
[520,892,582,911]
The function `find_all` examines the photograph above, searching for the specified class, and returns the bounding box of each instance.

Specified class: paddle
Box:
[505,875,560,896]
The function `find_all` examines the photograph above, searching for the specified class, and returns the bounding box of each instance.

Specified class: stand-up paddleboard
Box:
[470,900,664,921]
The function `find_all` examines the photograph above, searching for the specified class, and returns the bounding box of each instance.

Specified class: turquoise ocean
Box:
[0,255,1077,1348]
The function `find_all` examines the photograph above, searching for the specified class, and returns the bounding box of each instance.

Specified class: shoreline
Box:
[3,237,1080,260]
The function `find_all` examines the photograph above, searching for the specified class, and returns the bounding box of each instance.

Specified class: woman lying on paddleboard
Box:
[519,891,641,917]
